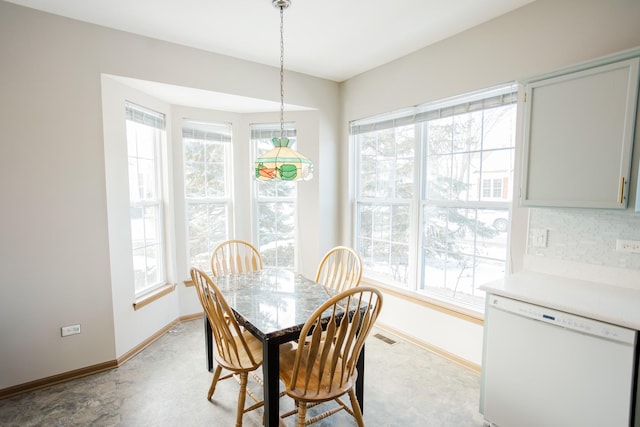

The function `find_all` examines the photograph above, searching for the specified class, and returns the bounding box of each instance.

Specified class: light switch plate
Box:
[531,228,548,248]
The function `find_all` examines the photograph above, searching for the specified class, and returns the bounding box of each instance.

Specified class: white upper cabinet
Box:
[520,56,639,209]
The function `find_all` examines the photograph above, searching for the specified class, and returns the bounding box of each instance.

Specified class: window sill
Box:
[133,283,176,311]
[360,278,484,325]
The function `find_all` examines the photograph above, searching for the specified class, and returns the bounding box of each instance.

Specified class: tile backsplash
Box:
[528,208,640,270]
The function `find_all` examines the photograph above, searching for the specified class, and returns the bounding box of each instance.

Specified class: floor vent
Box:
[374,333,396,345]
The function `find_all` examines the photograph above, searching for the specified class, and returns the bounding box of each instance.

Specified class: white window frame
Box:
[182,119,234,271]
[251,123,298,270]
[351,85,517,312]
[125,102,167,296]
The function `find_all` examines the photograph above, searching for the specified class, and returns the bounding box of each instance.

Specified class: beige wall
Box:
[341,0,640,365]
[2,0,640,391]
[0,0,339,389]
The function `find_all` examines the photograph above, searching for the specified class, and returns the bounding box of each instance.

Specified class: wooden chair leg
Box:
[297,401,307,427]
[236,372,248,427]
[348,389,365,427]
[208,365,223,400]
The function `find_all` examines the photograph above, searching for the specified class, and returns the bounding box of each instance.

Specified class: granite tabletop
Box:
[212,268,339,340]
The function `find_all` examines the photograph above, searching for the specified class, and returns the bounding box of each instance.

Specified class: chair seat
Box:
[279,342,356,403]
[216,330,264,372]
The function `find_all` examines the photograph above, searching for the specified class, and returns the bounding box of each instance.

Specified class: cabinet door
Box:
[520,57,639,208]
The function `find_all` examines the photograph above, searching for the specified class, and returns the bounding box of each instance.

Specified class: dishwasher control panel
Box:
[488,295,636,345]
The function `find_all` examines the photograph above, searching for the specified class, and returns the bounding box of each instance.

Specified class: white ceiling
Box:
[6,0,535,111]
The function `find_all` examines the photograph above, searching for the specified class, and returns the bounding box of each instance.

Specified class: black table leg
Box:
[262,339,280,427]
[356,343,365,412]
[204,314,213,372]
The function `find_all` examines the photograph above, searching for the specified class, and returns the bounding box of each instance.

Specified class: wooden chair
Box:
[210,240,262,329]
[211,239,263,276]
[279,286,383,427]
[190,267,264,427]
[315,246,362,292]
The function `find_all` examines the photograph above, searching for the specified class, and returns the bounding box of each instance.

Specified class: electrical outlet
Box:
[61,324,81,337]
[616,239,640,254]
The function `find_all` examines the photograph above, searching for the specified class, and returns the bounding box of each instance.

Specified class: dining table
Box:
[204,268,367,427]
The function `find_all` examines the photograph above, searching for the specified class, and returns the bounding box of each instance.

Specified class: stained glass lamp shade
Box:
[254,0,313,182]
[255,136,313,181]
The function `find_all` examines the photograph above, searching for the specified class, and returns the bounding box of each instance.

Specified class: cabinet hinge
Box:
[524,92,527,103]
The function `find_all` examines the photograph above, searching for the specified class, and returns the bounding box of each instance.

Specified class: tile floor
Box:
[0,319,486,426]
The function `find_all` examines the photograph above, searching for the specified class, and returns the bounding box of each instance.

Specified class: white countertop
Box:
[481,271,640,330]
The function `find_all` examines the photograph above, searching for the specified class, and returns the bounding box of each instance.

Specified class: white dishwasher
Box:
[481,294,638,427]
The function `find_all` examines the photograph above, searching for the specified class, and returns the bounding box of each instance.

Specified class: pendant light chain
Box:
[254,0,312,182]
[279,5,285,140]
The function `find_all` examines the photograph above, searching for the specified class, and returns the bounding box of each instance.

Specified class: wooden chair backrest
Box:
[315,246,362,292]
[288,286,383,400]
[190,267,260,370]
[210,239,263,276]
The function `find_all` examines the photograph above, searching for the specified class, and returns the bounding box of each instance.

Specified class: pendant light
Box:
[254,0,313,181]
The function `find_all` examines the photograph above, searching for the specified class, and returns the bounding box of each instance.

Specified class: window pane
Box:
[426,117,453,155]
[357,202,410,286]
[257,180,295,198]
[256,200,295,268]
[184,158,205,198]
[132,247,146,292]
[183,120,232,269]
[188,225,208,269]
[144,206,161,244]
[425,154,451,200]
[452,111,483,153]
[206,142,225,162]
[252,123,298,269]
[144,245,160,290]
[421,206,508,306]
[451,151,481,202]
[184,138,205,162]
[355,126,414,200]
[352,85,517,311]
[187,203,228,270]
[205,162,225,198]
[137,158,157,200]
[479,149,514,202]
[126,103,166,295]
[137,136,156,160]
[421,101,515,307]
[482,104,517,150]
[128,158,141,202]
